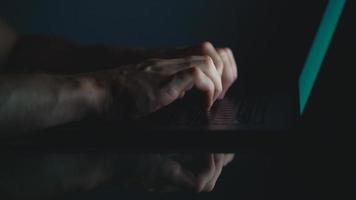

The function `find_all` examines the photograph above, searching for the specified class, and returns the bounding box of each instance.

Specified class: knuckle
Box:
[218,47,226,54]
[222,50,229,59]
[192,67,202,78]
[217,49,225,56]
[225,47,232,54]
[203,56,214,66]
[202,41,213,50]
[186,56,197,62]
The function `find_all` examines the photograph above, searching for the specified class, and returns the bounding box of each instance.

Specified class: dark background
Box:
[1,0,354,199]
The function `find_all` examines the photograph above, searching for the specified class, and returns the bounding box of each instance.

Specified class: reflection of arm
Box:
[0,153,119,199]
[0,18,18,66]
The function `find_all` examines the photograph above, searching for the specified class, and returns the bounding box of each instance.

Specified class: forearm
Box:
[2,34,162,73]
[0,73,108,137]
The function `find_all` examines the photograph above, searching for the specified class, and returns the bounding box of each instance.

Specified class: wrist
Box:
[80,69,135,120]
[76,74,111,117]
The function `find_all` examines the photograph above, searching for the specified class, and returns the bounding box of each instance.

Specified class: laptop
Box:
[132,0,347,132]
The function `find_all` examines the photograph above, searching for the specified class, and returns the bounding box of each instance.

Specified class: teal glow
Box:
[298,0,346,115]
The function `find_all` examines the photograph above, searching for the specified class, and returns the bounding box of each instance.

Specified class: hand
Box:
[154,42,238,99]
[94,56,223,119]
[120,153,235,192]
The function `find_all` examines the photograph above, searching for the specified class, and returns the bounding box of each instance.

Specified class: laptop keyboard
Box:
[235,95,267,125]
[138,94,268,127]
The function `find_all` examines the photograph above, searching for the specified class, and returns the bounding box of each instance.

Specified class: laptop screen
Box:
[298,0,346,115]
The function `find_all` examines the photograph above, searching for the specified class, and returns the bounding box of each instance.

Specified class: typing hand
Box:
[156,42,238,99]
[93,56,223,119]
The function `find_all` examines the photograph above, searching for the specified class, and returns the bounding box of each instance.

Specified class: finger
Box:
[192,68,216,110]
[197,56,222,102]
[201,42,224,76]
[217,48,231,92]
[223,154,235,166]
[205,154,225,192]
[144,56,207,76]
[150,56,221,104]
[167,67,215,110]
[196,154,215,192]
[218,49,235,99]
[221,48,233,75]
[216,48,226,76]
[225,48,238,80]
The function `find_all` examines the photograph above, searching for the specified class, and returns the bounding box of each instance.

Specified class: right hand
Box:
[95,56,223,119]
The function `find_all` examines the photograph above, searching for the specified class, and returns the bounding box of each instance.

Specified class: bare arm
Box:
[0,56,224,137]
[0,19,237,138]
[0,73,107,137]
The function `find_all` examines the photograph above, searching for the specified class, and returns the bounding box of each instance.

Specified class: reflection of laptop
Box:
[136,0,347,132]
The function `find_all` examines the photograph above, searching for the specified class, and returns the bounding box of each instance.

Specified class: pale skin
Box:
[0,18,238,197]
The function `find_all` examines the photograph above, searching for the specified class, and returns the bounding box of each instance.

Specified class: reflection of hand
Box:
[121,153,234,192]
[93,56,223,119]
